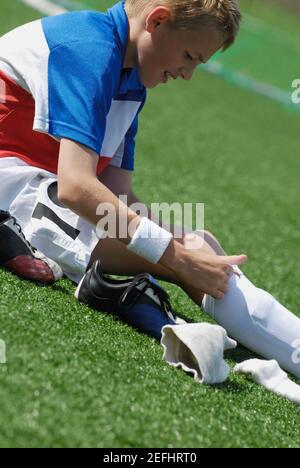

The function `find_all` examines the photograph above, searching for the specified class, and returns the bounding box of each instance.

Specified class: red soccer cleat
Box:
[0,210,63,283]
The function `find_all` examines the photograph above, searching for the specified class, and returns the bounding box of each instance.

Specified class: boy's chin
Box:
[139,73,161,89]
[140,79,156,89]
[144,82,159,89]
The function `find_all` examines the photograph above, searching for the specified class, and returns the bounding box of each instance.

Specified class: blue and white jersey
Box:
[0,1,146,174]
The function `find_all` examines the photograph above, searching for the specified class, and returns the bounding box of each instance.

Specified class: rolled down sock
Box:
[202,268,300,379]
[161,323,237,384]
[234,359,300,405]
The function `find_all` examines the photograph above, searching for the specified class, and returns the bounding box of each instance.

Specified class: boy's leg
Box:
[196,234,300,379]
[96,228,300,379]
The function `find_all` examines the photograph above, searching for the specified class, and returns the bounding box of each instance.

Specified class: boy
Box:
[0,0,244,289]
[1,1,300,379]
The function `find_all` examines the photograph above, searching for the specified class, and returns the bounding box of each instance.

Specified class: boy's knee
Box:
[200,230,223,254]
[202,230,218,243]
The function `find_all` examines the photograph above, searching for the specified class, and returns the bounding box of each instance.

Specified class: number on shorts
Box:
[32,182,80,240]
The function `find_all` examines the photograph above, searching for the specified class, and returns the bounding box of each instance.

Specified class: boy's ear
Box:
[145,7,172,33]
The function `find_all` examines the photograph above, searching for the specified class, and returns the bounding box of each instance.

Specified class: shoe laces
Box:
[10,215,38,254]
[118,274,176,322]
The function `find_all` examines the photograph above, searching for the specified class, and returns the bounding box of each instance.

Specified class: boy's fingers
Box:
[223,254,248,266]
[225,266,234,277]
[215,290,225,300]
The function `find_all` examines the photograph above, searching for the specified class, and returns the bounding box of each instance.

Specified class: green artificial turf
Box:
[0,0,299,448]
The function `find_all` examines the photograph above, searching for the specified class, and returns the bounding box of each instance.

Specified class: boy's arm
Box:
[58,139,247,298]
[57,139,138,243]
[99,165,133,200]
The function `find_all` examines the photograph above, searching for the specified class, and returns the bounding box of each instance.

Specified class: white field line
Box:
[204,61,295,108]
[19,0,299,111]
[20,0,67,15]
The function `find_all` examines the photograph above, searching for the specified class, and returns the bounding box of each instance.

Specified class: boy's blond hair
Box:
[125,0,241,50]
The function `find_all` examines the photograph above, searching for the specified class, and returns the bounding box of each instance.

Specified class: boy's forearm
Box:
[62,182,187,281]
[59,176,141,245]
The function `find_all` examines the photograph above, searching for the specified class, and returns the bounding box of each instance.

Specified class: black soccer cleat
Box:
[0,210,63,283]
[75,260,177,341]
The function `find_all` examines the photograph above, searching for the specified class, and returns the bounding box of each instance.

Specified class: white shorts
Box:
[0,157,101,283]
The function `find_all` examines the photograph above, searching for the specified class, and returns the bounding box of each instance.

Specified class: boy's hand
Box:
[160,241,247,299]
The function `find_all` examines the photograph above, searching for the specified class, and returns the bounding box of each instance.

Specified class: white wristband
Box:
[127,217,173,264]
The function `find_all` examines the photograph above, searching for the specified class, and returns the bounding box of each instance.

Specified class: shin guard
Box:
[203,269,300,379]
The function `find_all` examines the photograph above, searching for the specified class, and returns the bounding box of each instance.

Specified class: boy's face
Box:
[134,7,224,88]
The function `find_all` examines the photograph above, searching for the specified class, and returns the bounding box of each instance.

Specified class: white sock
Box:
[202,267,300,379]
[161,323,237,384]
[234,359,300,404]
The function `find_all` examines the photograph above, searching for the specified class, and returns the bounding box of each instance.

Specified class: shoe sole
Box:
[74,274,86,300]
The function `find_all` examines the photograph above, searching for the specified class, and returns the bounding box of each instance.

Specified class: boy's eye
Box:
[185,52,194,61]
